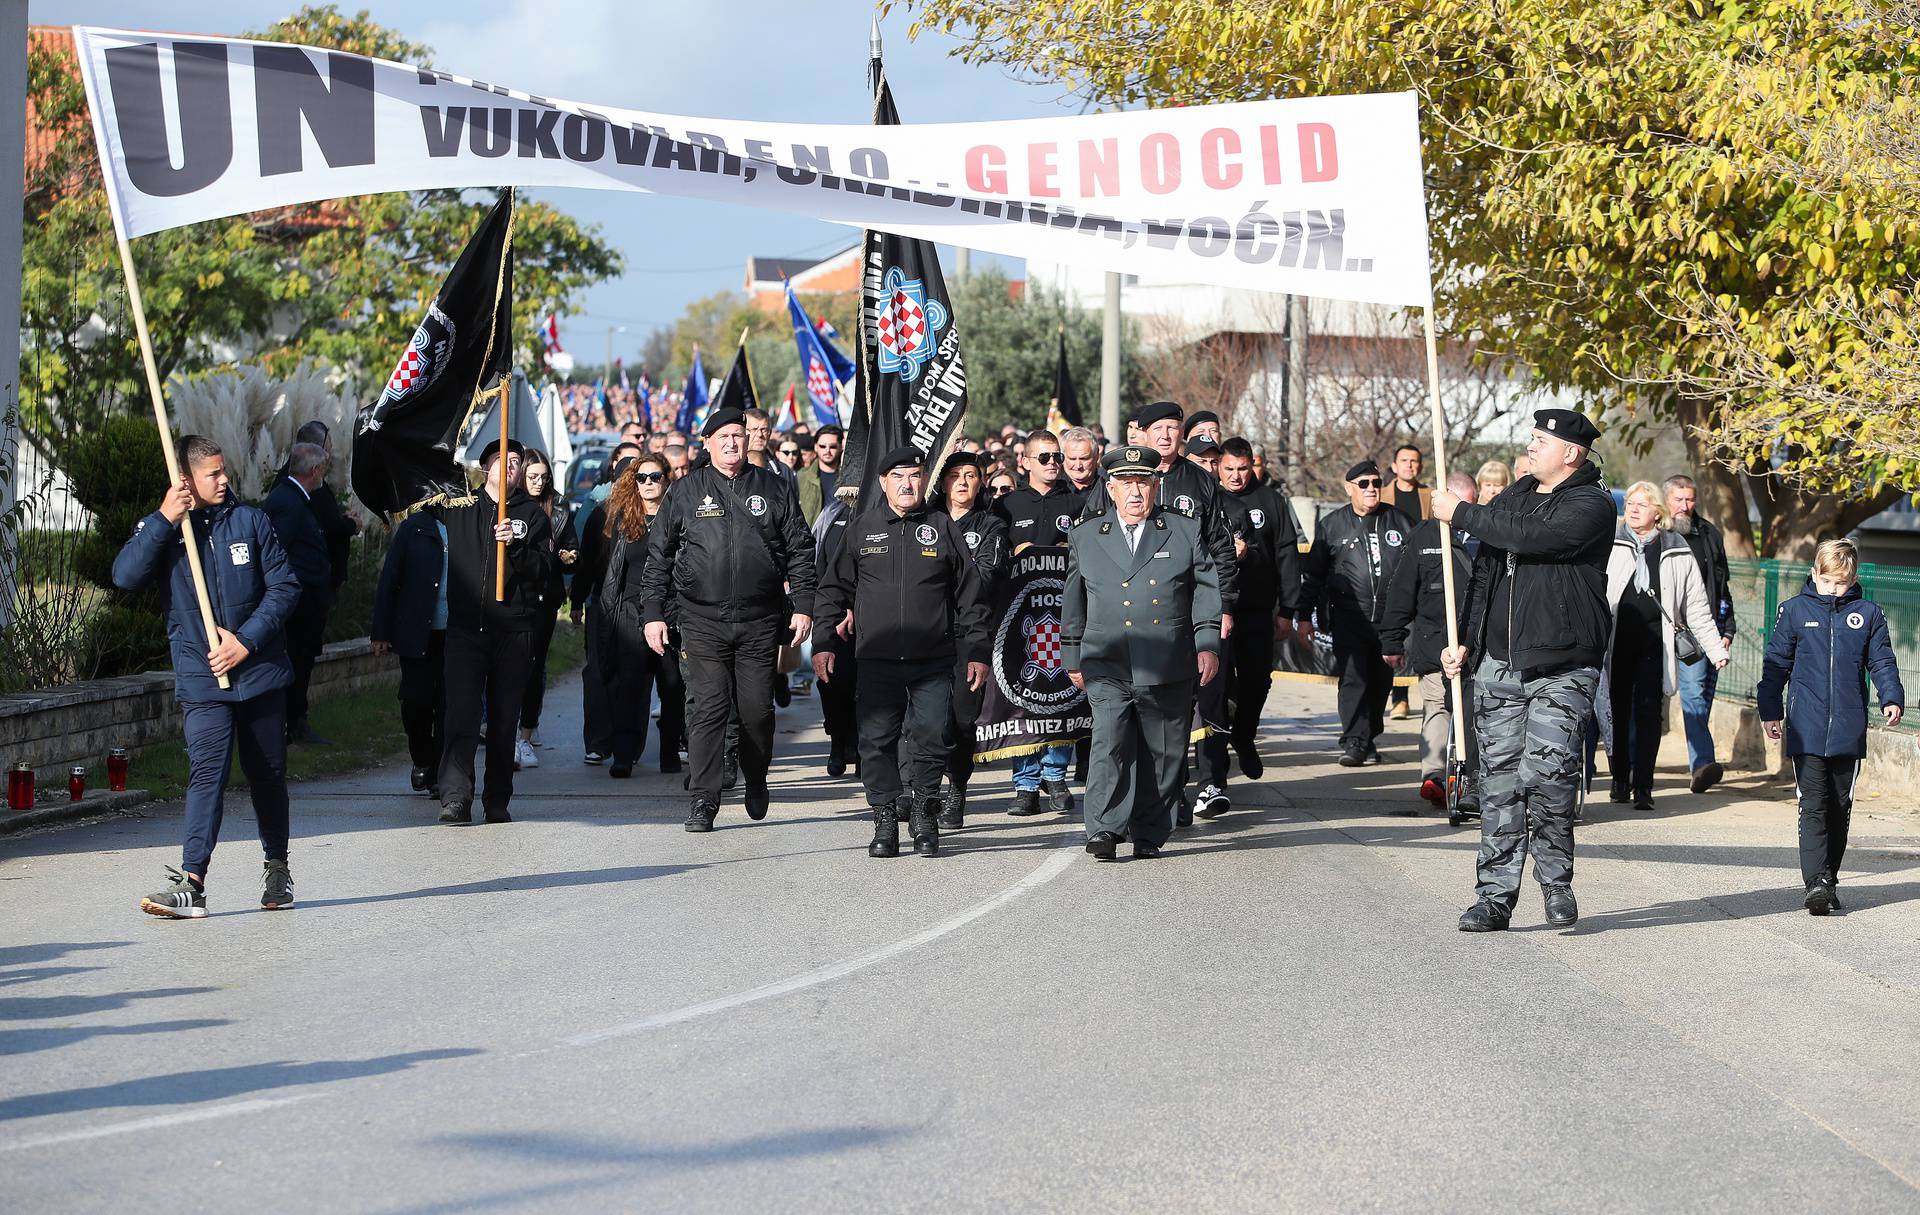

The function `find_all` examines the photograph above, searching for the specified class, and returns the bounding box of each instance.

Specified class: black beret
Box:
[877,445,924,475]
[1185,433,1222,456]
[1533,408,1601,447]
[1181,410,1220,437]
[936,450,981,482]
[1103,445,1159,477]
[478,438,525,464]
[1130,400,1183,430]
[701,407,745,437]
[1344,459,1381,482]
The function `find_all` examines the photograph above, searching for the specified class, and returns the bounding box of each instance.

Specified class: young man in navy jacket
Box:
[114,435,301,918]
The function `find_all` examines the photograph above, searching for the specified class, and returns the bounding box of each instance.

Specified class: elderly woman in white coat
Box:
[1603,481,1730,810]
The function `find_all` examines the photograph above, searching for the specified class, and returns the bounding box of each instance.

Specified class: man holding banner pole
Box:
[1436,409,1615,932]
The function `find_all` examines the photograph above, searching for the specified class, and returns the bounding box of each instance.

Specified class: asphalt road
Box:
[3,674,1918,1212]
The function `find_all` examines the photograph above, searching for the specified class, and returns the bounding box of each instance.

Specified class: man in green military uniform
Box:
[1062,445,1223,860]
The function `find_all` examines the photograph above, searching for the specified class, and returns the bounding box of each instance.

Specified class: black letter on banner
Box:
[470,108,512,158]
[420,106,466,157]
[561,114,606,162]
[609,125,654,165]
[102,42,233,197]
[848,148,888,179]
[253,47,375,176]
[1299,209,1345,270]
[516,109,561,158]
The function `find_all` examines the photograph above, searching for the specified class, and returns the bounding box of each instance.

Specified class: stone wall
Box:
[1656,690,1919,796]
[0,639,396,776]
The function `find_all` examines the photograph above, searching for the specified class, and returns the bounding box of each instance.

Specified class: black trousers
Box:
[1229,606,1276,751]
[1793,754,1859,888]
[947,652,981,789]
[819,649,859,759]
[438,625,533,813]
[856,656,953,807]
[1331,619,1391,751]
[1186,632,1234,791]
[606,616,686,766]
[284,585,331,727]
[680,613,780,802]
[1608,633,1664,797]
[398,629,446,776]
[519,608,559,730]
[580,601,614,757]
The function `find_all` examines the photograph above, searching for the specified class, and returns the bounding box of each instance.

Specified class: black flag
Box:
[353,189,515,517]
[713,335,759,415]
[1049,326,1082,429]
[844,69,968,512]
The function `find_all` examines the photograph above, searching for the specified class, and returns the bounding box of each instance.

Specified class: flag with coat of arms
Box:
[786,283,849,430]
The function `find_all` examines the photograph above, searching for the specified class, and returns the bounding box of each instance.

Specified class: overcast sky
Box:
[35,0,1073,367]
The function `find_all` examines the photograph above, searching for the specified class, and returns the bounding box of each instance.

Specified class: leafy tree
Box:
[22,6,622,445]
[901,0,1920,556]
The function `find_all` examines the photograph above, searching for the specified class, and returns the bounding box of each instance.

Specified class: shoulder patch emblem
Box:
[746,494,768,517]
[1846,610,1865,629]
[1173,494,1195,514]
[509,518,528,540]
[1249,508,1266,528]
[228,542,251,566]
[1055,513,1073,534]
[1385,528,1404,547]
[915,523,939,547]
[964,530,981,549]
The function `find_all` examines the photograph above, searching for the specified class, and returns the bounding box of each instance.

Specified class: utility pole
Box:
[1100,271,1122,440]
[955,247,970,280]
[1284,294,1307,484]
[0,5,29,631]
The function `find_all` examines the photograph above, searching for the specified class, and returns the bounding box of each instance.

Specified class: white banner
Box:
[74,26,1434,306]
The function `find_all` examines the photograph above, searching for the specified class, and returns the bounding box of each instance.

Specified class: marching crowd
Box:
[117,400,1904,929]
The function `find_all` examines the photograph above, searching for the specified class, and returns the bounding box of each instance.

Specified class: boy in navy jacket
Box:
[1757,540,1905,915]
[113,435,301,918]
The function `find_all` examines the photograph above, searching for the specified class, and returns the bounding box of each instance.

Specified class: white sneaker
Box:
[516,739,540,769]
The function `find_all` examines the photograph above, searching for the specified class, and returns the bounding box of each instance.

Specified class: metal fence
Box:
[1721,558,1920,727]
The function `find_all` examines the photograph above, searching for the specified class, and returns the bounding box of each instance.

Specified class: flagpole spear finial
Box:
[870,16,882,60]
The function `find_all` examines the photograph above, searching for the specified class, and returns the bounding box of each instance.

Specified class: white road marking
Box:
[554,835,1080,1049]
[0,1094,320,1154]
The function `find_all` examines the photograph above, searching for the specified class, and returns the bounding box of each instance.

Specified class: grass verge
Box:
[104,620,588,803]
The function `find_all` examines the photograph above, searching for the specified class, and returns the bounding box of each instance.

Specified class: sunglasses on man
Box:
[1031,451,1061,465]
[1352,477,1382,489]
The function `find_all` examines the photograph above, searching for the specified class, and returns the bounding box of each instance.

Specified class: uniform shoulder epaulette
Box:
[1075,513,1104,530]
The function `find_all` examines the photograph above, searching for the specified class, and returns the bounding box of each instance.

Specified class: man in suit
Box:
[1062,445,1223,861]
[371,506,449,800]
[261,442,334,745]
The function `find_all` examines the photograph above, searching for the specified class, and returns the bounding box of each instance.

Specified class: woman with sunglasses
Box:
[514,449,579,772]
[596,454,684,778]
[987,469,1017,500]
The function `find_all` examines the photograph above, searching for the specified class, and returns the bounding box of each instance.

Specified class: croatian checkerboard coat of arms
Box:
[875,266,949,384]
[377,303,457,412]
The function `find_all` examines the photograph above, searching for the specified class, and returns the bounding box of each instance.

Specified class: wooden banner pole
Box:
[494,377,510,603]
[114,233,229,690]
[1422,305,1467,763]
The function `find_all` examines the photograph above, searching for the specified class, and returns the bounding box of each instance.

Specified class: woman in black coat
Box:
[515,449,578,769]
[599,453,681,778]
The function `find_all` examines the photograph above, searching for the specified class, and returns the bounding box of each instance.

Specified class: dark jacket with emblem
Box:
[370,509,446,659]
[1221,481,1301,617]
[1298,503,1415,628]
[814,503,991,664]
[1062,508,1222,685]
[947,506,1009,588]
[112,496,300,703]
[1079,457,1239,613]
[1454,461,1617,672]
[993,480,1083,550]
[441,490,558,633]
[1378,517,1472,675]
[1757,579,1905,758]
[638,461,816,626]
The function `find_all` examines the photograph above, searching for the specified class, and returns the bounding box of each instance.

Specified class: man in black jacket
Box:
[371,507,448,799]
[1381,471,1479,814]
[993,429,1084,815]
[437,439,558,825]
[1295,459,1415,766]
[1217,437,1301,779]
[816,447,990,857]
[261,442,334,745]
[1664,473,1738,793]
[1436,409,1616,931]
[640,407,816,832]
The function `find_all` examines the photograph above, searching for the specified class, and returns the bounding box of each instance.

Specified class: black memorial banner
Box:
[973,544,1091,762]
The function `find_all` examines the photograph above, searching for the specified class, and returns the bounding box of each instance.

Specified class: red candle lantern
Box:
[7,762,33,811]
[69,766,87,802]
[107,747,130,793]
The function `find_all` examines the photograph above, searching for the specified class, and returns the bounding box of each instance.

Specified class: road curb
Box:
[0,789,155,836]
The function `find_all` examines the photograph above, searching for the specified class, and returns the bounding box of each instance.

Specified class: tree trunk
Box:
[1674,390,1757,557]
[1753,479,1899,561]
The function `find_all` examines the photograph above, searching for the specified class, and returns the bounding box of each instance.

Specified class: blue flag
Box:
[677,348,708,435]
[787,285,848,429]
[813,312,856,385]
[593,376,614,428]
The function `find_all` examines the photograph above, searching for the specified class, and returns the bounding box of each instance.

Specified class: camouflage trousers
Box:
[1471,656,1599,910]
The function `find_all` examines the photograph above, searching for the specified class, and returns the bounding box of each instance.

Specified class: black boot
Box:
[869,800,901,858]
[908,793,940,857]
[938,783,966,830]
[1007,788,1043,816]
